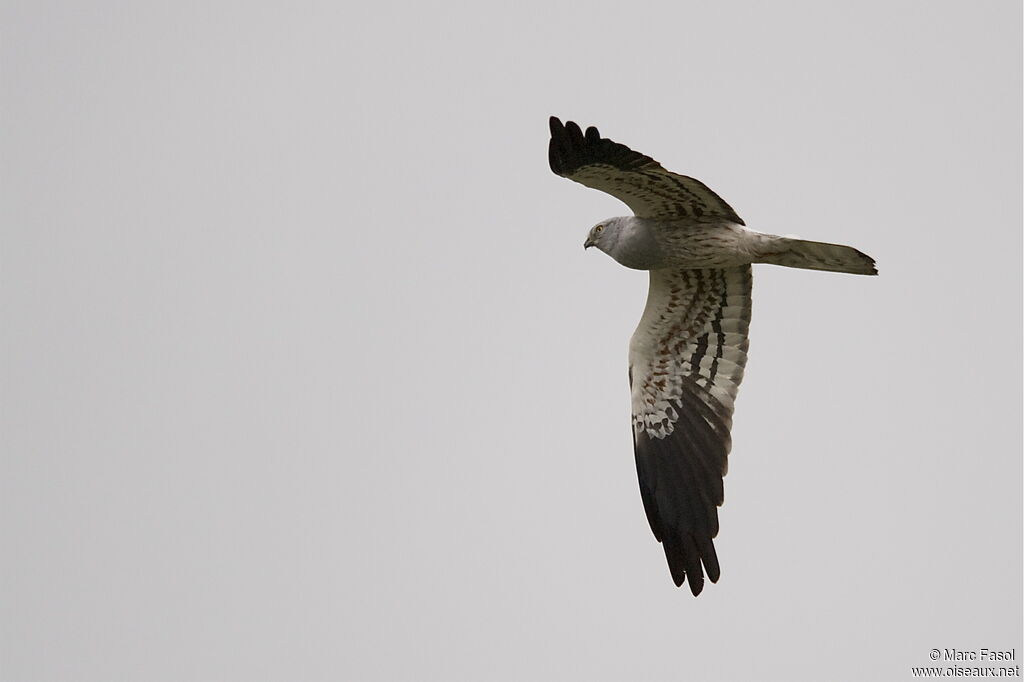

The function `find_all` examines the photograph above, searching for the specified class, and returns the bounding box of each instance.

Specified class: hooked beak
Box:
[583,237,595,250]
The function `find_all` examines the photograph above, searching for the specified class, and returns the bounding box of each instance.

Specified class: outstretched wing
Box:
[548,117,744,224]
[628,265,752,595]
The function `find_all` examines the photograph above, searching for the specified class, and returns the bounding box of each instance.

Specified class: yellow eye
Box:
[594,224,604,234]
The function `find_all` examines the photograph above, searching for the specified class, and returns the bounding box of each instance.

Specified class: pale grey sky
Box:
[2,2,1021,681]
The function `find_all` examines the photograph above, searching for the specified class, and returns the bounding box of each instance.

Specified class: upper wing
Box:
[628,265,752,595]
[548,117,744,224]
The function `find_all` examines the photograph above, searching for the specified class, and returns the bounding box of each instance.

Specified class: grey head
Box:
[583,216,665,271]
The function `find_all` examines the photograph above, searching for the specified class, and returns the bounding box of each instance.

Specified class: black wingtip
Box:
[699,536,721,583]
[662,530,708,596]
[663,540,687,588]
[635,420,727,596]
[547,116,659,178]
[681,534,705,596]
[548,116,586,175]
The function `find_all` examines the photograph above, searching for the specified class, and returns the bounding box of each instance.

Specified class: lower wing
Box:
[628,265,752,595]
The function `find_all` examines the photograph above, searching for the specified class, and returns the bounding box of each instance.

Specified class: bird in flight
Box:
[549,117,877,596]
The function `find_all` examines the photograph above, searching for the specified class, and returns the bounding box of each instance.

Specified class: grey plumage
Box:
[549,116,877,596]
[586,216,877,275]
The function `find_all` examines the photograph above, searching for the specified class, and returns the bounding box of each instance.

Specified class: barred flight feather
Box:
[628,265,752,595]
[548,117,744,225]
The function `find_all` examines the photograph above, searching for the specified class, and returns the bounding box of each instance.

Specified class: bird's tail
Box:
[756,237,878,275]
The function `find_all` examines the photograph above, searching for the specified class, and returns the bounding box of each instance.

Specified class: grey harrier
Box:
[549,117,876,595]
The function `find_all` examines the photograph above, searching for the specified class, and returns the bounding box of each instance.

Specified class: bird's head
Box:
[583,217,625,253]
[583,216,664,270]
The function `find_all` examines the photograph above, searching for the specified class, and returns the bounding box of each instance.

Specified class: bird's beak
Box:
[583,237,595,250]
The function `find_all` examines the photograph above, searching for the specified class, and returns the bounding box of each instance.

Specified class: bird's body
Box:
[549,117,876,596]
[586,215,876,274]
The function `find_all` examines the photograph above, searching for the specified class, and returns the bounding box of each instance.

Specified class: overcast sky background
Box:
[2,2,1021,681]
